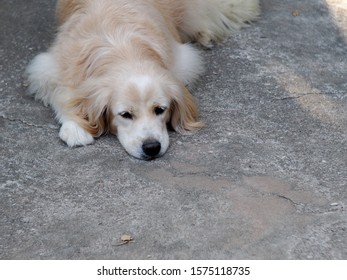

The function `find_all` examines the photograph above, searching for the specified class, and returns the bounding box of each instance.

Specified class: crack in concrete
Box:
[272,92,320,101]
[0,115,57,131]
[274,194,299,206]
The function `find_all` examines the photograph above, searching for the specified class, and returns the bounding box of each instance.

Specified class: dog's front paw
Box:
[59,121,94,147]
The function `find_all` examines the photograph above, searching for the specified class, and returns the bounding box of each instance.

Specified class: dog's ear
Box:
[67,86,111,137]
[56,0,83,25]
[170,86,204,134]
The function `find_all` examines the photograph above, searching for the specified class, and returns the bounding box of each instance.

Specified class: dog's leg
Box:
[58,120,94,147]
[171,42,204,86]
[181,0,260,47]
[26,52,94,147]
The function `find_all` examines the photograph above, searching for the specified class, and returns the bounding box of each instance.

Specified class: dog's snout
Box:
[142,140,161,158]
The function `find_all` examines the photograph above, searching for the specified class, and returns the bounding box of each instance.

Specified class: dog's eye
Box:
[119,112,133,120]
[154,106,166,116]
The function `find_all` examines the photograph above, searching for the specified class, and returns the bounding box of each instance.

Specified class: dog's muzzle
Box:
[142,139,161,159]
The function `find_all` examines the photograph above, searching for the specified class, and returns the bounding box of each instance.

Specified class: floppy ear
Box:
[170,86,204,134]
[56,0,83,25]
[67,87,111,137]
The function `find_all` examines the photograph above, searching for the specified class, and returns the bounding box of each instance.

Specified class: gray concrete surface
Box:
[0,0,346,259]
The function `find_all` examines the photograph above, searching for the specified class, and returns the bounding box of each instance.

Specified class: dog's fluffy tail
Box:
[181,0,260,47]
[26,52,59,106]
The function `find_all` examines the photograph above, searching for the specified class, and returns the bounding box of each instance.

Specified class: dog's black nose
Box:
[142,140,161,158]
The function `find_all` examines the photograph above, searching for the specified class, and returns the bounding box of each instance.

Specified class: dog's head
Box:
[74,65,203,160]
[111,69,204,160]
[111,73,173,160]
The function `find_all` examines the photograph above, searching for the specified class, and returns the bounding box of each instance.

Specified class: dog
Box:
[26,0,260,160]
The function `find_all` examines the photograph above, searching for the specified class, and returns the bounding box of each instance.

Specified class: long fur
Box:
[26,0,260,159]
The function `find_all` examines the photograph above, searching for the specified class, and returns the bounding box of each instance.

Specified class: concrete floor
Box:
[0,0,346,259]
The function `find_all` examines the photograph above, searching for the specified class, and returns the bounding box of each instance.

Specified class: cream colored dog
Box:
[27,0,260,160]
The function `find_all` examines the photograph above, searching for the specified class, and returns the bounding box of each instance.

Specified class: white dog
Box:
[26,0,260,160]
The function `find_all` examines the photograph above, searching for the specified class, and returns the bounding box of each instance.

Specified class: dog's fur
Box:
[26,0,260,159]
